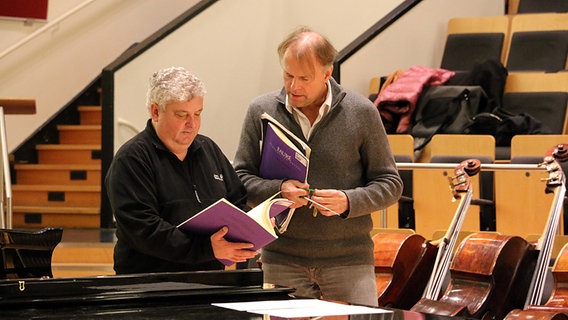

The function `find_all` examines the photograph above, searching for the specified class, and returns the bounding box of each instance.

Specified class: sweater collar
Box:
[144,119,202,156]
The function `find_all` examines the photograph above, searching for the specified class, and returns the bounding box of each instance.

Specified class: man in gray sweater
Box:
[233,26,402,307]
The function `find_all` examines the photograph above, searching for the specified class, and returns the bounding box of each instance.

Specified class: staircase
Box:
[11,84,103,229]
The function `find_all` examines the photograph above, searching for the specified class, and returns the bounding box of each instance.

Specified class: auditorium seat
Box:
[505,13,568,72]
[505,71,568,93]
[516,0,568,14]
[440,16,510,71]
[412,134,495,238]
[507,31,568,72]
[501,91,568,134]
[494,135,568,238]
[495,72,568,161]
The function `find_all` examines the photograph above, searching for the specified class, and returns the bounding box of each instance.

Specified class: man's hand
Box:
[210,227,257,263]
[281,180,310,208]
[309,189,348,216]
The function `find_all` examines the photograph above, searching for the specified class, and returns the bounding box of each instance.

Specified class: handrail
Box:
[100,0,218,228]
[396,162,545,171]
[118,118,140,135]
[0,0,97,61]
[0,107,13,228]
[332,0,422,82]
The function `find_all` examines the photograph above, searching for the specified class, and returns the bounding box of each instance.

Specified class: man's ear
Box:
[150,103,160,121]
[324,65,333,82]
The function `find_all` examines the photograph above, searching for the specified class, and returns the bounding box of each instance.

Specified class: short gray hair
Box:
[146,66,207,112]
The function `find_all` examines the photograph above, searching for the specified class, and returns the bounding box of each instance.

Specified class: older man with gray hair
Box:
[106,66,256,274]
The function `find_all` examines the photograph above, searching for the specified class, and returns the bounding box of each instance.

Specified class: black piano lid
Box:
[0,269,294,309]
[0,270,478,320]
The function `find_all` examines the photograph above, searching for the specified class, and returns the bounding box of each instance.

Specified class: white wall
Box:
[0,0,198,153]
[0,0,504,159]
[114,0,503,160]
[0,0,84,52]
[113,0,403,155]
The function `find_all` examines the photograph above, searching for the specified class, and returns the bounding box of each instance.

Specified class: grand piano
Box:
[0,267,479,320]
[0,227,477,320]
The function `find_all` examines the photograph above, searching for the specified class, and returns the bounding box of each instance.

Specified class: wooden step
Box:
[14,164,100,185]
[78,106,102,125]
[12,205,100,228]
[36,144,101,165]
[57,125,101,144]
[12,184,101,207]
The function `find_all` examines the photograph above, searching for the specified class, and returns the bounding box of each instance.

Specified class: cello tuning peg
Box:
[462,159,481,176]
[554,144,568,162]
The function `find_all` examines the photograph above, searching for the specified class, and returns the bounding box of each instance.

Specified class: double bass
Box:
[505,144,568,320]
[373,158,480,309]
[411,162,541,320]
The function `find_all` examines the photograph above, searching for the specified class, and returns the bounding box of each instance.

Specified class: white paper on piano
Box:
[212,299,392,318]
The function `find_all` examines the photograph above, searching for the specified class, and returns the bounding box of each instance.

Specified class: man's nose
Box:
[185,116,197,127]
[290,78,298,90]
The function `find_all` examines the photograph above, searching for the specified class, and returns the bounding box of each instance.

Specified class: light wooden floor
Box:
[51,228,115,278]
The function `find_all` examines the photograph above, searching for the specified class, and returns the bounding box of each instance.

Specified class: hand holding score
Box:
[210,227,257,263]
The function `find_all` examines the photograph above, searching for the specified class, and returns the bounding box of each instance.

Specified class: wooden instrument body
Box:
[506,309,568,320]
[373,232,437,309]
[543,244,568,308]
[374,159,481,310]
[505,244,568,319]
[411,232,535,320]
[503,144,568,320]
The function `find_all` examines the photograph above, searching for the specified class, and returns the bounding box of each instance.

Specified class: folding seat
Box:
[507,31,568,72]
[506,13,568,72]
[412,134,495,238]
[440,16,510,71]
[517,0,568,14]
[501,91,568,134]
[494,135,568,238]
[495,72,568,161]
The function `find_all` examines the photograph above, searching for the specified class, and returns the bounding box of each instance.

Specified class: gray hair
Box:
[146,66,207,112]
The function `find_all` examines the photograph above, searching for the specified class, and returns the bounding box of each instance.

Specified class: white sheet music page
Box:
[212,299,392,318]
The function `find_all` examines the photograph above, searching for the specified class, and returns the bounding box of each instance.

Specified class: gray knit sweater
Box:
[233,78,403,267]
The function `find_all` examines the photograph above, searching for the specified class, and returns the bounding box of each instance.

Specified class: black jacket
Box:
[105,120,248,274]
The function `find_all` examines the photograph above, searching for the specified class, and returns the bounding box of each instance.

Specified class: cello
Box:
[504,144,568,320]
[411,160,543,320]
[373,158,480,309]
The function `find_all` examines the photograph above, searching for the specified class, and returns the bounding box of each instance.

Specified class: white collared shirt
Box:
[285,80,332,140]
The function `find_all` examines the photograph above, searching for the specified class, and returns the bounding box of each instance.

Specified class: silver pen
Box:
[303,197,340,216]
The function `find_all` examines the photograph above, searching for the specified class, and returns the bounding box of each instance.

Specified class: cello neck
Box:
[422,159,480,300]
[524,145,567,308]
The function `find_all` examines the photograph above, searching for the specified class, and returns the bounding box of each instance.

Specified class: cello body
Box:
[411,232,535,320]
[373,232,437,309]
[502,144,568,320]
[503,243,568,320]
[543,243,568,308]
[374,159,481,310]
